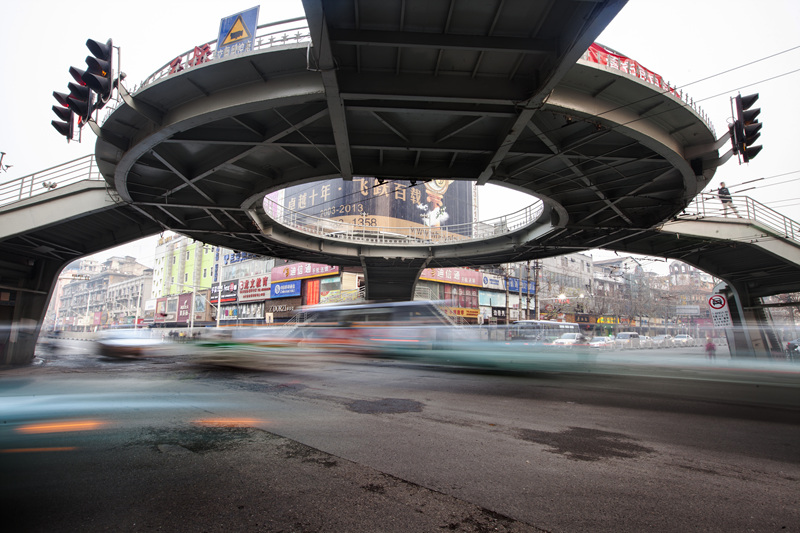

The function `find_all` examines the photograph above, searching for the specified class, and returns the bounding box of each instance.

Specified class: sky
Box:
[1,0,799,273]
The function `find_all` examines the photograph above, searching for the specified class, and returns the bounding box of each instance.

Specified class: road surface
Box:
[1,341,797,532]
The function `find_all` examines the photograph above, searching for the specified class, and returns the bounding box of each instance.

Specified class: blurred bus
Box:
[511,320,581,344]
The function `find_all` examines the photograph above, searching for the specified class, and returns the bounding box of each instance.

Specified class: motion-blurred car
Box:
[672,334,695,347]
[552,332,588,346]
[96,328,166,358]
[640,335,654,349]
[589,336,614,349]
[614,332,640,349]
[651,334,673,348]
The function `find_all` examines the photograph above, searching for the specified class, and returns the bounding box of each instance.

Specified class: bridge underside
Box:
[0,182,162,365]
[587,218,800,299]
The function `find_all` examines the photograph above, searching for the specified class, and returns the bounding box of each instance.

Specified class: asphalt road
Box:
[1,341,798,532]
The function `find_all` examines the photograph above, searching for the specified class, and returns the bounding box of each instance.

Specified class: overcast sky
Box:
[1,1,798,272]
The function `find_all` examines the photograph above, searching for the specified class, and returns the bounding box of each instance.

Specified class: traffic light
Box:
[81,38,113,106]
[66,66,93,123]
[51,92,74,140]
[731,93,763,163]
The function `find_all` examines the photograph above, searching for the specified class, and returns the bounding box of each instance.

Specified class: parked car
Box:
[672,334,695,347]
[589,336,614,349]
[640,335,654,349]
[651,334,673,348]
[614,332,640,349]
[552,332,589,346]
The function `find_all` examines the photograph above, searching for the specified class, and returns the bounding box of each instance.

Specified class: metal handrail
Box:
[133,17,310,94]
[680,193,800,244]
[0,155,102,208]
[262,196,545,247]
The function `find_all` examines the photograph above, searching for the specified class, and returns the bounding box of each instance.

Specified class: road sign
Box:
[708,294,732,328]
[217,6,259,61]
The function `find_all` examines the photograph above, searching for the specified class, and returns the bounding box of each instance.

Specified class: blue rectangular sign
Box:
[270,280,301,299]
[217,6,260,61]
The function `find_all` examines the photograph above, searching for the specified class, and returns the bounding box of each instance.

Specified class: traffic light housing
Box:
[731,93,763,163]
[82,38,113,106]
[51,92,74,140]
[66,66,93,123]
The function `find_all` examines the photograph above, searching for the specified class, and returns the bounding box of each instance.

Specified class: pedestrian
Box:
[705,337,716,360]
[717,182,741,218]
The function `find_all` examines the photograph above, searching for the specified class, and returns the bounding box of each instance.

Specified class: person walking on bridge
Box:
[717,182,742,218]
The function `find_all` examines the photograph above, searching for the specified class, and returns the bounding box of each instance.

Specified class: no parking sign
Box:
[708,294,733,328]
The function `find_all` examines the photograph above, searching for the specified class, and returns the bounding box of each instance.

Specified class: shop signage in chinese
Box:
[238,274,270,302]
[271,262,339,283]
[419,267,482,287]
[271,280,301,299]
[482,274,505,290]
[597,316,618,324]
[211,280,238,304]
[177,293,193,323]
[491,307,507,319]
[224,251,261,265]
[446,308,480,319]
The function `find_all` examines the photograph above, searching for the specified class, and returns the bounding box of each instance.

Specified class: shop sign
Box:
[271,262,339,283]
[177,293,193,323]
[446,307,480,319]
[211,280,238,304]
[270,280,301,299]
[239,274,270,302]
[491,307,507,319]
[420,267,481,287]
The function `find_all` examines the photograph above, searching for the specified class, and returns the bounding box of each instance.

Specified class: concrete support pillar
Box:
[1,258,65,366]
[361,258,426,302]
[720,282,779,358]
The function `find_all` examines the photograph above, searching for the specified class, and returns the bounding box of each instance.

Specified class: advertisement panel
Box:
[269,178,475,239]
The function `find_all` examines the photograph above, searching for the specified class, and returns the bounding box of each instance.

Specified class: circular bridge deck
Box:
[93,0,721,298]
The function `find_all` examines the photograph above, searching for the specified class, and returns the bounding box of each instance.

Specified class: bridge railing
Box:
[681,193,800,243]
[133,17,310,94]
[262,196,544,246]
[0,155,102,208]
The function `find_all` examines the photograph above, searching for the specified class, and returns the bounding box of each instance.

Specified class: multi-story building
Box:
[56,256,151,331]
[106,271,154,326]
[151,234,218,299]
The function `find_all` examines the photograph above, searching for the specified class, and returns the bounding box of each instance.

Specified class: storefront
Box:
[418,267,481,323]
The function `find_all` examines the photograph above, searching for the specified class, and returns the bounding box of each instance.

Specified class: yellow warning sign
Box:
[221,16,251,46]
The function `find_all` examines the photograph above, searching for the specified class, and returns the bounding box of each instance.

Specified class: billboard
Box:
[269,177,475,238]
